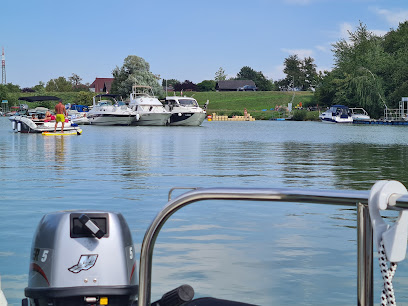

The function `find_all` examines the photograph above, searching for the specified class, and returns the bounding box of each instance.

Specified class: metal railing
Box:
[137,187,408,306]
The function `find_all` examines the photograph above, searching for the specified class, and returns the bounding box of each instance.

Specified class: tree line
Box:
[315,21,408,118]
[161,59,319,93]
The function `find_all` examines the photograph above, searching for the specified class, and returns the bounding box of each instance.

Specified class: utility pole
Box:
[2,47,6,84]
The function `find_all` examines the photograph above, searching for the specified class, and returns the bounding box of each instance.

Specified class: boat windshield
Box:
[98,100,112,106]
[179,99,198,107]
[140,105,164,112]
[351,108,367,115]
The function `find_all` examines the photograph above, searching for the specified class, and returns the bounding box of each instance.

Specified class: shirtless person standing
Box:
[54,100,68,133]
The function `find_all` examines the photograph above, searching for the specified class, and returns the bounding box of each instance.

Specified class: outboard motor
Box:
[23,211,138,306]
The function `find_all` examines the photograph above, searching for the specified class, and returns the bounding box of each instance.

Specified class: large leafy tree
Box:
[110,55,163,97]
[236,66,258,81]
[197,80,216,91]
[283,55,302,89]
[45,77,72,92]
[236,66,273,91]
[315,22,398,117]
[282,55,317,90]
[301,57,318,90]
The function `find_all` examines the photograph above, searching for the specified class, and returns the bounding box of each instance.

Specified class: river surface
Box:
[2,117,408,305]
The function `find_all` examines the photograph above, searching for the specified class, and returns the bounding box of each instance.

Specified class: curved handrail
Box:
[137,187,408,306]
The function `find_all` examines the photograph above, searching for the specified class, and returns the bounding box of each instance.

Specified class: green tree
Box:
[162,79,180,89]
[76,91,95,106]
[45,77,73,92]
[68,73,82,89]
[214,67,227,81]
[197,80,216,91]
[0,85,8,102]
[236,66,258,81]
[4,83,20,92]
[314,21,408,118]
[301,57,318,90]
[111,55,163,97]
[283,55,302,89]
[236,66,273,91]
[33,81,46,94]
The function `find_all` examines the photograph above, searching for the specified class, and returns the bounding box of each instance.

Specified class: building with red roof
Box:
[89,78,114,93]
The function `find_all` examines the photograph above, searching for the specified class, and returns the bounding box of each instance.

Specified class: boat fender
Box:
[17,122,21,132]
[136,114,140,121]
[151,284,194,306]
[368,180,408,262]
[12,121,16,130]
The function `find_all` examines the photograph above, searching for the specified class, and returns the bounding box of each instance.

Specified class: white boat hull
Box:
[319,105,353,123]
[9,116,81,133]
[87,114,135,126]
[133,113,171,126]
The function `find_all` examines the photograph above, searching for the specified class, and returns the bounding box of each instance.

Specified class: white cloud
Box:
[374,8,408,27]
[372,29,388,37]
[315,45,328,52]
[281,48,314,58]
[267,64,286,81]
[339,22,353,40]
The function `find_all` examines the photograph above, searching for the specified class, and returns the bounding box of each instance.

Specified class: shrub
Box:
[292,109,307,121]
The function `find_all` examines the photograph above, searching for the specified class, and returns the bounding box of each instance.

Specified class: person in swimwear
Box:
[54,100,68,133]
[44,111,52,121]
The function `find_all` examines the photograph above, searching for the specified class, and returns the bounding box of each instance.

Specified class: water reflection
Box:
[3,119,408,305]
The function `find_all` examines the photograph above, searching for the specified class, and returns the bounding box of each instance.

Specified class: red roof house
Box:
[89,78,114,93]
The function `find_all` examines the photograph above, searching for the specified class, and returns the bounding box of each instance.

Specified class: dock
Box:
[209,113,255,121]
[353,120,408,125]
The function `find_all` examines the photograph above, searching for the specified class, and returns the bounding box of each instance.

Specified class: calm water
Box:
[2,117,408,305]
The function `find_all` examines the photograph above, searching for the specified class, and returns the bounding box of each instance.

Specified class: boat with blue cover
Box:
[319,105,353,123]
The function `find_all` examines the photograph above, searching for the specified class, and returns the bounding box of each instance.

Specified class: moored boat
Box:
[87,94,136,126]
[319,105,353,123]
[9,96,82,133]
[163,96,207,126]
[350,107,371,122]
[129,85,171,126]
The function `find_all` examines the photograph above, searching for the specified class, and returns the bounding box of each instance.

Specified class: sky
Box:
[2,0,408,88]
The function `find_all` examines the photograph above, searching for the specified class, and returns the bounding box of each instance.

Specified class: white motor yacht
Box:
[319,105,353,123]
[163,96,207,126]
[87,94,136,126]
[129,86,171,126]
[350,107,371,122]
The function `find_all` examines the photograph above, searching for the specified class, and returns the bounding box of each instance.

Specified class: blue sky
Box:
[2,0,408,88]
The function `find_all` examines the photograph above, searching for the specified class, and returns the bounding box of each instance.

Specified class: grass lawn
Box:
[172,90,316,120]
[6,90,318,120]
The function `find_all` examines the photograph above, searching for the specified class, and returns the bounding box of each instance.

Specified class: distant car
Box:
[237,85,257,91]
